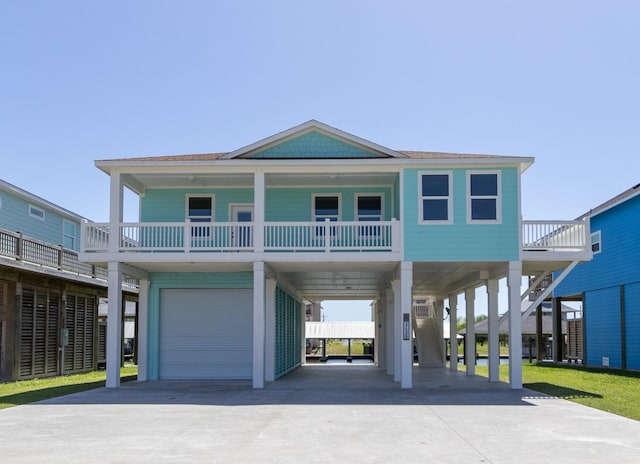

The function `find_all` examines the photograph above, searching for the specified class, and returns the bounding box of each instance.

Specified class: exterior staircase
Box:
[413,305,444,367]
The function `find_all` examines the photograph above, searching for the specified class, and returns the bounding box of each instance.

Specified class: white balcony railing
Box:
[82,220,399,253]
[522,220,589,251]
[81,220,589,255]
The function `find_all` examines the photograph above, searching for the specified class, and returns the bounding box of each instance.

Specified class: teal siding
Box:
[147,272,253,380]
[141,188,254,222]
[274,285,302,378]
[266,187,393,221]
[0,190,81,251]
[247,131,384,159]
[403,167,520,261]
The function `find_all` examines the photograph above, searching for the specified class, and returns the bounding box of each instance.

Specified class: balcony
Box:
[82,220,401,254]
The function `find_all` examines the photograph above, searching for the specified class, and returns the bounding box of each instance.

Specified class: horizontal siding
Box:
[403,167,520,261]
[266,187,393,222]
[555,195,640,296]
[0,189,81,251]
[625,283,640,370]
[141,188,254,222]
[585,287,622,368]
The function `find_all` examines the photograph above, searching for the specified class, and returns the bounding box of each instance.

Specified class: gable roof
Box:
[0,178,88,222]
[577,182,640,220]
[221,120,404,160]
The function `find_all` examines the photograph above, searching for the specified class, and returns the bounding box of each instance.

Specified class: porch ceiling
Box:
[120,171,396,193]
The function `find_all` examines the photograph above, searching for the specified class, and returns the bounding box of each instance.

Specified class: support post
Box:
[536,304,543,360]
[400,261,413,389]
[136,279,149,381]
[552,296,562,363]
[508,261,523,389]
[487,279,500,382]
[253,172,265,252]
[391,280,401,382]
[106,262,123,388]
[252,262,265,388]
[449,293,458,371]
[465,288,476,376]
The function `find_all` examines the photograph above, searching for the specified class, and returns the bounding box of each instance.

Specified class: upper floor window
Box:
[187,195,214,237]
[591,230,601,254]
[356,194,382,222]
[467,171,501,223]
[29,204,45,221]
[419,172,452,224]
[63,220,76,249]
[313,194,340,236]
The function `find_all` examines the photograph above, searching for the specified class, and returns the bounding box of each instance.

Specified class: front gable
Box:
[222,120,405,160]
[245,130,388,159]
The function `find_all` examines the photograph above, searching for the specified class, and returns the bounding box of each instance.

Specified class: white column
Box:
[449,293,458,371]
[264,278,276,382]
[385,287,395,376]
[106,262,123,388]
[300,299,306,365]
[487,279,500,382]
[508,262,523,389]
[375,296,384,368]
[465,287,476,376]
[400,261,413,389]
[109,171,123,253]
[391,280,401,382]
[252,261,265,388]
[254,172,265,253]
[136,278,149,382]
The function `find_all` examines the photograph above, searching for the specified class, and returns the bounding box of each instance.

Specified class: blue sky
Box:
[1,1,638,320]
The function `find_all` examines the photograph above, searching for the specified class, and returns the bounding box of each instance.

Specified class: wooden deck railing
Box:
[0,227,137,288]
[522,220,589,251]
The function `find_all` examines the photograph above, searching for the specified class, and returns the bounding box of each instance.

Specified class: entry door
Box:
[231,205,254,248]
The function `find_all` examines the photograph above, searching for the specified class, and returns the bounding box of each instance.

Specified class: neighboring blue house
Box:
[553,183,640,370]
[0,179,136,382]
[80,120,592,389]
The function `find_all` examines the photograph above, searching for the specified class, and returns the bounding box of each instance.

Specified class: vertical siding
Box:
[625,282,640,370]
[146,272,253,380]
[402,167,520,261]
[274,285,302,378]
[585,287,622,368]
[0,190,81,251]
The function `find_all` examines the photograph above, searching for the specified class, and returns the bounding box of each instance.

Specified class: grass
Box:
[320,339,372,356]
[0,365,137,410]
[470,362,640,421]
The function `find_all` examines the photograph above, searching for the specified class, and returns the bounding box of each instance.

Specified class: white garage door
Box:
[159,289,253,379]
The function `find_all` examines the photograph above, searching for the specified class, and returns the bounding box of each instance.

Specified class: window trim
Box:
[354,193,384,222]
[312,193,341,222]
[185,194,215,223]
[28,204,45,221]
[466,170,502,224]
[591,230,602,254]
[418,171,453,225]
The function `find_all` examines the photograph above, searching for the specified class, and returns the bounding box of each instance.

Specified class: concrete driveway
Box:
[1,365,639,463]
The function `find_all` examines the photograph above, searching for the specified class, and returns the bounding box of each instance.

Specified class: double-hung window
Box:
[419,172,452,224]
[313,194,340,236]
[63,220,76,250]
[187,195,214,237]
[467,171,501,223]
[356,194,383,237]
[591,231,601,254]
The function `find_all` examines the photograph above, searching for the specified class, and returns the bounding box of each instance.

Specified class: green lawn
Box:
[471,362,640,421]
[0,365,137,410]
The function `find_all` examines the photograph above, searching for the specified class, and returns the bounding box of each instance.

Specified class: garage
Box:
[158,288,253,379]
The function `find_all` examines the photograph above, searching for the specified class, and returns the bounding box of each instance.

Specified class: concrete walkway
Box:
[1,365,639,463]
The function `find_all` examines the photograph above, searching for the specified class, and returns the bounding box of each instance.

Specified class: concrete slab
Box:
[1,365,639,463]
